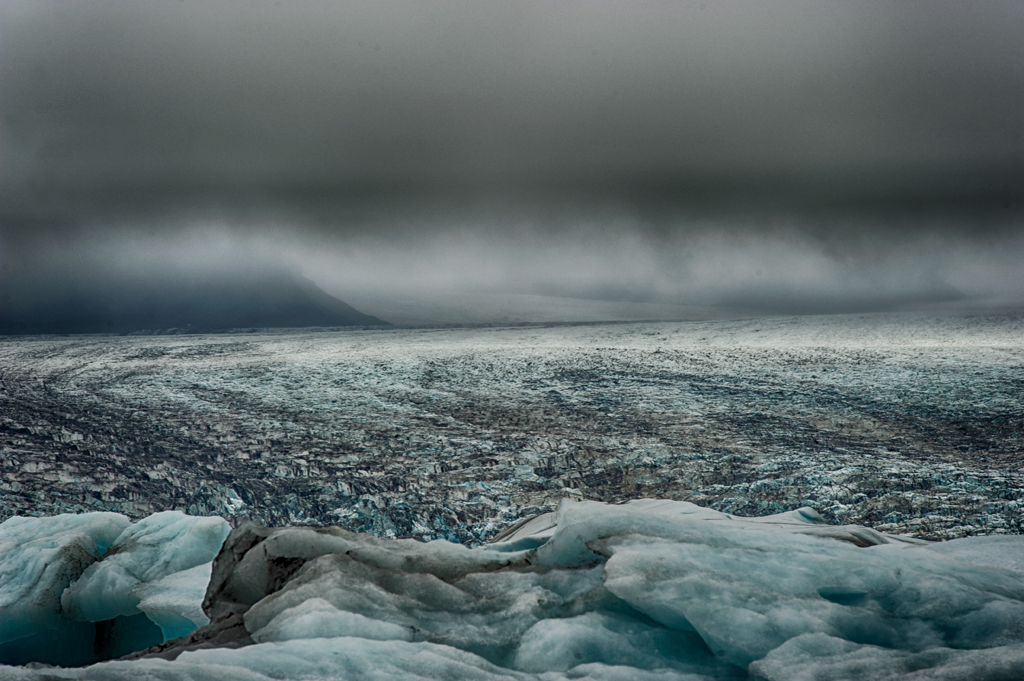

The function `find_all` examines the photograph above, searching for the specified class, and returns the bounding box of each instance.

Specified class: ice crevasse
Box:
[1,499,1024,680]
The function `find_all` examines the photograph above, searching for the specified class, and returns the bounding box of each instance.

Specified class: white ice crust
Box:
[3,500,1024,680]
[919,534,1024,572]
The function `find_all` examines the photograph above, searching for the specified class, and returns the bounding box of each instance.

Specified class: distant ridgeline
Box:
[0,266,387,334]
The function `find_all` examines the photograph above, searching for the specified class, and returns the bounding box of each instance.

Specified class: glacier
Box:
[3,315,1021,543]
[0,500,1023,680]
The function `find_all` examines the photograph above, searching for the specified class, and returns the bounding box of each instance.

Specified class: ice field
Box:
[1,312,1022,542]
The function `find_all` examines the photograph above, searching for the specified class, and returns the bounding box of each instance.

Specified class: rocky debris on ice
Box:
[3,499,1023,679]
[3,315,1022,544]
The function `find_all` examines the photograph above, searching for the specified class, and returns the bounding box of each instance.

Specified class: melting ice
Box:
[1,500,1023,680]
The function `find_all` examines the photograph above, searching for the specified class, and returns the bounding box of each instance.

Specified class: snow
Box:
[0,638,738,681]
[249,597,414,643]
[2,501,1024,679]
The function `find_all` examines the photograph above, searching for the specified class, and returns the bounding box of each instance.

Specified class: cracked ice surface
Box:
[0,312,1022,542]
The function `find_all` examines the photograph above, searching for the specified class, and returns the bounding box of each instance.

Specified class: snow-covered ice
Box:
[3,500,1023,680]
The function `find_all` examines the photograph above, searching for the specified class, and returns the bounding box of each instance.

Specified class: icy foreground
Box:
[2,502,1024,679]
[0,511,229,666]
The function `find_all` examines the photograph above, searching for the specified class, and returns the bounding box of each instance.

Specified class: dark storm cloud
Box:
[1,1,1022,319]
[2,0,1022,221]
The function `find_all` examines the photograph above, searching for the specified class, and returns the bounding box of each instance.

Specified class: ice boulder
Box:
[61,511,230,636]
[133,561,217,640]
[0,511,229,667]
[0,513,130,644]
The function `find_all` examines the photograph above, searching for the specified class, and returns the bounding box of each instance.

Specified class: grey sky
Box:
[1,0,1022,316]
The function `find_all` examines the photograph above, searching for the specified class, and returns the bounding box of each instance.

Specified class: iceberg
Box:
[61,511,230,635]
[0,511,229,667]
[0,513,130,645]
[1,500,1023,680]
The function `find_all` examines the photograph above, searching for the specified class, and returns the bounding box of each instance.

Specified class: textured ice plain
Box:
[0,312,1022,542]
[0,511,229,666]
[3,499,1024,680]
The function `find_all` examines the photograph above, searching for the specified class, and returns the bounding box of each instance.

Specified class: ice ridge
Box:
[1,500,1023,679]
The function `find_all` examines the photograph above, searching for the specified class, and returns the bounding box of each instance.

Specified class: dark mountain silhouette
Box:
[0,266,387,334]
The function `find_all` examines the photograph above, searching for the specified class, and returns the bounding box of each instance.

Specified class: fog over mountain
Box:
[0,261,385,335]
[1,0,1022,326]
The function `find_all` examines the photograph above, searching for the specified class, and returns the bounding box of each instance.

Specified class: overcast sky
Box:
[1,0,1022,315]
